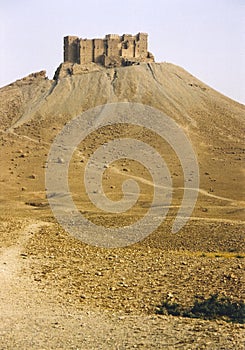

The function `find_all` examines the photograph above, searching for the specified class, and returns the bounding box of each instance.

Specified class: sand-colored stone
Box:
[64,32,154,67]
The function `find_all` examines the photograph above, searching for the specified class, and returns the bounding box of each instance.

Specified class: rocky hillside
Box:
[1,62,244,202]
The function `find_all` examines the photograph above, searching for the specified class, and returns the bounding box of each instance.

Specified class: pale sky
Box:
[1,0,244,104]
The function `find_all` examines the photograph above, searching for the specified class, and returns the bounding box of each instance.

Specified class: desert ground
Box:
[0,62,244,348]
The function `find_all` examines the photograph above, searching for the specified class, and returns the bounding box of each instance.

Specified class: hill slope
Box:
[1,62,244,212]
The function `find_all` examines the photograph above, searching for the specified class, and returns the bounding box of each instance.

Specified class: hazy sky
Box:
[1,0,244,104]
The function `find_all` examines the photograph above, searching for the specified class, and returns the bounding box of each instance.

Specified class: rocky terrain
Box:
[0,62,244,349]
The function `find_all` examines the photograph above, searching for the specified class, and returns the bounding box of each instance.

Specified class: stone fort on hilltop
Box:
[64,33,154,68]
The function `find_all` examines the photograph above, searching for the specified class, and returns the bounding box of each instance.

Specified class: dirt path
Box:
[113,167,245,205]
[0,222,41,281]
[0,128,50,146]
[0,222,47,323]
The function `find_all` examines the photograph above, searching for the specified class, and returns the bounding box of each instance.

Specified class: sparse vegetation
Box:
[156,294,245,323]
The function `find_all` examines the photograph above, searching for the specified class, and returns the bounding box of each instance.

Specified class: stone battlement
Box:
[64,33,154,68]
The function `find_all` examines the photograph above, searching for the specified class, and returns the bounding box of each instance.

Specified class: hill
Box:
[0,62,244,348]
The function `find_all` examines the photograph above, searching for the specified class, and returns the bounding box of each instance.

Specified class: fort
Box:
[64,33,154,67]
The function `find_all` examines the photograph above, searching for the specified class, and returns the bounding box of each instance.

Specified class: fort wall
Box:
[79,39,93,64]
[64,36,79,63]
[64,33,154,67]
